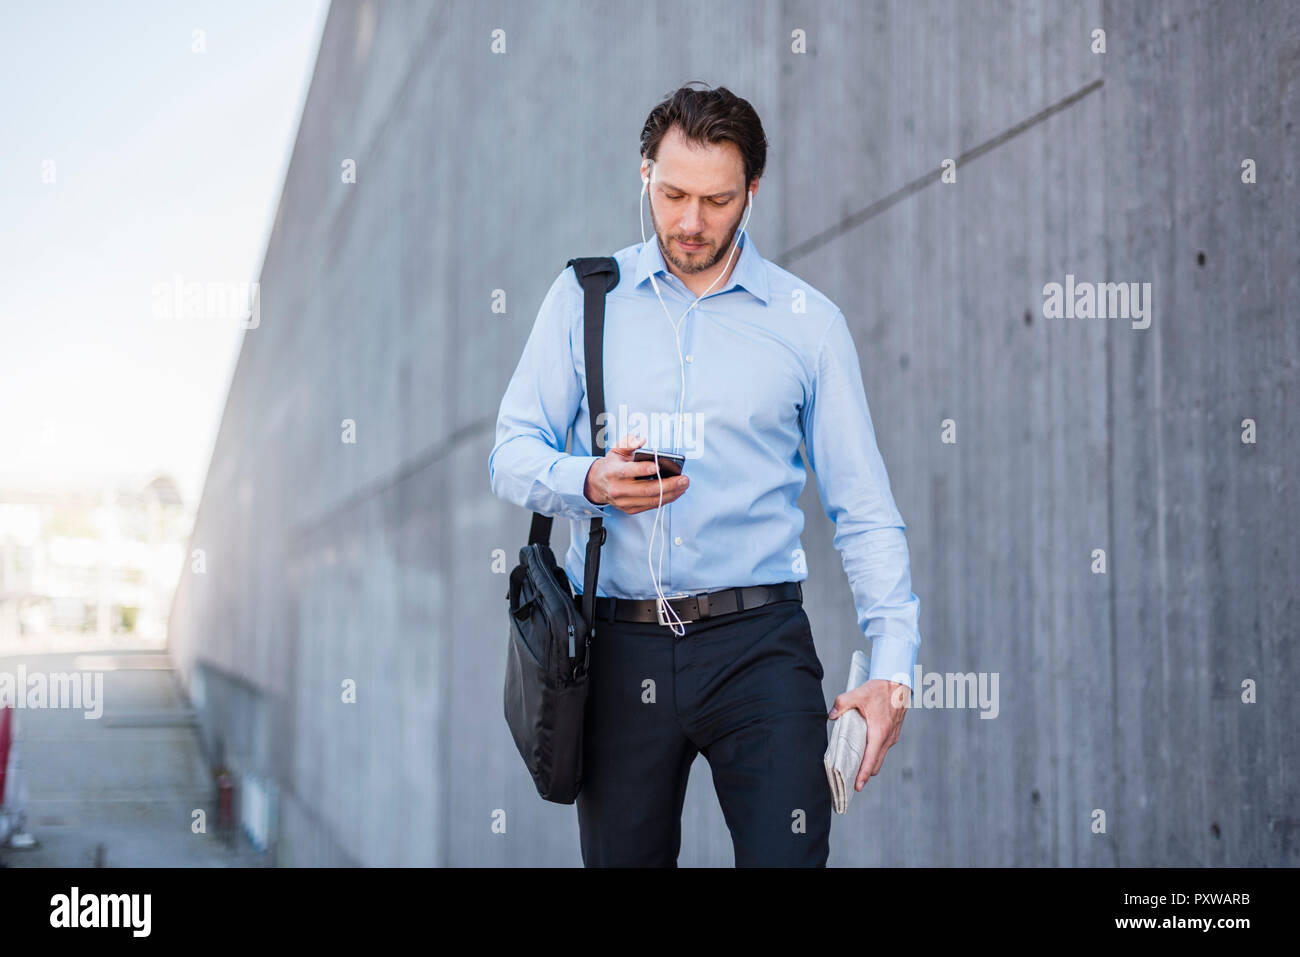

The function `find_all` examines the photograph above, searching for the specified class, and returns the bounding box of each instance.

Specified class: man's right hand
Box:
[583,434,690,515]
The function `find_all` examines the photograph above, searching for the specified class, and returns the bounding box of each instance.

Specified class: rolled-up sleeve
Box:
[801,309,921,690]
[488,268,610,521]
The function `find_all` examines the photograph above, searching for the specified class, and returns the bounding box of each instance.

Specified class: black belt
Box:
[574,581,802,626]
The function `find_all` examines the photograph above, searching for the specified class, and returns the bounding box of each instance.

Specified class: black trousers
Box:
[575,594,832,867]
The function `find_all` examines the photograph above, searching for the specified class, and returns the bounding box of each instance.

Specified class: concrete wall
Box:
[168,0,1299,866]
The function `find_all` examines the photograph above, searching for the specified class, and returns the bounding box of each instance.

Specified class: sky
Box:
[0,0,330,507]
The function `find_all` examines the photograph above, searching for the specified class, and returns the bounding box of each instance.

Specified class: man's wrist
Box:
[868,635,918,692]
[553,455,608,517]
[583,463,603,505]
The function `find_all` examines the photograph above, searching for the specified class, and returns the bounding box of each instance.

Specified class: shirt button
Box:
[673,536,683,545]
[685,354,693,362]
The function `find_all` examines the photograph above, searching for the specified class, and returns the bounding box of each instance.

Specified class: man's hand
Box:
[583,434,690,515]
[828,678,911,791]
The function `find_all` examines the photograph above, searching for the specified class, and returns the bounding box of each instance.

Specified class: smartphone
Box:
[632,449,686,480]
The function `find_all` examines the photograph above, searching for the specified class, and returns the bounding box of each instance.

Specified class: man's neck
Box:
[662,234,744,300]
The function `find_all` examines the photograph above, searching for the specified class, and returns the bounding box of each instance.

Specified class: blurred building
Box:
[0,476,190,649]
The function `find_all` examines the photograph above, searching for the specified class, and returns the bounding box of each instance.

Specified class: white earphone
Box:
[637,161,754,634]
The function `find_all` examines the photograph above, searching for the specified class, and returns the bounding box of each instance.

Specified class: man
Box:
[489,84,921,867]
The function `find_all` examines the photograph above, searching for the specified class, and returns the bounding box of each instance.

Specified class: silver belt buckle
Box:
[656,592,693,625]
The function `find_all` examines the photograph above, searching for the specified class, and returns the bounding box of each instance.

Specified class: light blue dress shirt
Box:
[488,233,922,688]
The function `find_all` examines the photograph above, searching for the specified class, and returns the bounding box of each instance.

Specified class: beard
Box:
[649,200,744,275]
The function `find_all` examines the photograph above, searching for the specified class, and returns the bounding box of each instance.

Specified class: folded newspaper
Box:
[824,649,871,814]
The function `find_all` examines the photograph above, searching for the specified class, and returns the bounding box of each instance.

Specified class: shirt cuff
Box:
[553,454,610,519]
[867,635,919,692]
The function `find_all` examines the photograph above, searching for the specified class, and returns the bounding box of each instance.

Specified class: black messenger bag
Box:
[504,256,618,804]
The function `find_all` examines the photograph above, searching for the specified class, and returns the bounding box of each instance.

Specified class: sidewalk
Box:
[1,649,265,868]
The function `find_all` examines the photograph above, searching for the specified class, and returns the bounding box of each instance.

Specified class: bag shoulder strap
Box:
[528,256,619,639]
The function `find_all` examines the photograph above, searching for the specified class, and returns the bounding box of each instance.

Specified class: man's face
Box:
[642,126,755,276]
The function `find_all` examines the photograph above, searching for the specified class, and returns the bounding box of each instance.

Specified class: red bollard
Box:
[0,705,12,807]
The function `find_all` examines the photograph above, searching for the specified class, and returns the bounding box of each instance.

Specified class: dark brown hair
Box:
[640,83,768,189]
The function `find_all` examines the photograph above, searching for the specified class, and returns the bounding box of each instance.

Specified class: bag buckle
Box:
[656,592,694,626]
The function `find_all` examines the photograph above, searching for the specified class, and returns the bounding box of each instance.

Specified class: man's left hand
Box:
[827,678,911,791]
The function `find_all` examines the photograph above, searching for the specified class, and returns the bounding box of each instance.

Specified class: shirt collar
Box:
[634,231,771,305]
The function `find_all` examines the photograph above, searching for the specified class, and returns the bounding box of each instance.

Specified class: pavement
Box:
[0,647,266,868]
